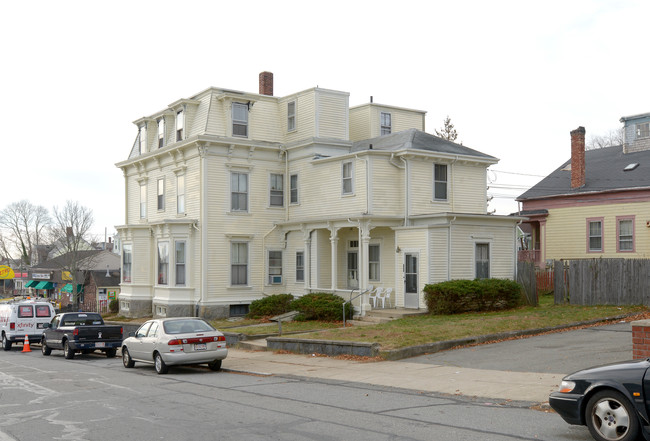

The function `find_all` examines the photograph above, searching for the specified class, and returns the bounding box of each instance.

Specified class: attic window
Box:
[624,163,639,171]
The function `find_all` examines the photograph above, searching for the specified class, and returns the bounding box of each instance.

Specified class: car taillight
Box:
[10,322,15,330]
[73,328,79,336]
[167,339,183,346]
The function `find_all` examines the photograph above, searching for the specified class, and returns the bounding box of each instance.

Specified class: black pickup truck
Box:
[41,312,123,359]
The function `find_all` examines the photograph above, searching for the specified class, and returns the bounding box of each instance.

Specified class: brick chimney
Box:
[570,126,586,189]
[259,71,273,96]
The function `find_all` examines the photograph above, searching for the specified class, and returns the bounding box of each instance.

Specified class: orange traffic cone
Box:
[22,335,31,352]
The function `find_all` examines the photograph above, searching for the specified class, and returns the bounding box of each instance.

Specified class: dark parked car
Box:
[41,312,123,359]
[549,358,650,441]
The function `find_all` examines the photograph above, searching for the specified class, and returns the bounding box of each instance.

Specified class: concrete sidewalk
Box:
[224,348,563,404]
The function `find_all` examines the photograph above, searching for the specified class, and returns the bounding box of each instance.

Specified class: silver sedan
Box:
[121,318,228,374]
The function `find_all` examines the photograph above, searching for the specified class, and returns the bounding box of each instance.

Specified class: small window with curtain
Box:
[231,172,248,212]
[369,244,380,281]
[231,242,248,285]
[296,251,304,282]
[587,219,603,252]
[175,241,186,286]
[270,173,284,207]
[475,243,490,279]
[380,112,391,135]
[287,101,296,131]
[157,178,165,211]
[290,174,298,204]
[637,122,650,139]
[123,244,132,282]
[177,174,185,214]
[232,103,248,137]
[434,163,448,200]
[342,161,353,195]
[617,217,634,252]
[158,242,169,285]
[268,251,282,284]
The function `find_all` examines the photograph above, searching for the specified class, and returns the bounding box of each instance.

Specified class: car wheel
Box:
[208,359,222,371]
[154,353,169,374]
[63,340,75,360]
[105,348,117,358]
[41,338,52,356]
[2,334,11,351]
[122,347,135,368]
[586,389,640,441]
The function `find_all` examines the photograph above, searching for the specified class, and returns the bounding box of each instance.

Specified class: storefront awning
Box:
[34,281,54,290]
[25,280,39,288]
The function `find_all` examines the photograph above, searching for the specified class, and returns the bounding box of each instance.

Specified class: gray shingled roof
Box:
[517,145,650,201]
[352,128,497,160]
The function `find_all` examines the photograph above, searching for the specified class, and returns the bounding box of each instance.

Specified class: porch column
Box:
[303,228,312,292]
[329,225,340,292]
[359,220,372,314]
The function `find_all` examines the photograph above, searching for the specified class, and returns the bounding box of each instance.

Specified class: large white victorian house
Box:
[116,72,520,318]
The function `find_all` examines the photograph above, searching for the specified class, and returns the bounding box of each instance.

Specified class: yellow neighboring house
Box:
[115,72,521,319]
[517,113,650,268]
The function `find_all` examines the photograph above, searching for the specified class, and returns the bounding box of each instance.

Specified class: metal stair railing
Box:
[342,288,372,328]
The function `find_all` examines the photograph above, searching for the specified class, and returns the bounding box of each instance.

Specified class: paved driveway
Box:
[400,321,633,375]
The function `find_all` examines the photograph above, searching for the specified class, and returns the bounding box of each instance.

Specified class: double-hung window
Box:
[434,163,448,200]
[231,172,248,212]
[369,244,380,281]
[232,103,248,137]
[157,178,165,211]
[231,242,248,285]
[158,118,165,148]
[380,112,391,135]
[618,217,634,252]
[290,174,299,204]
[287,101,296,131]
[588,219,603,252]
[158,242,169,285]
[139,125,147,154]
[296,251,304,282]
[268,251,282,284]
[270,173,284,207]
[342,161,353,195]
[475,243,490,279]
[122,244,132,283]
[177,174,185,214]
[637,122,650,138]
[176,110,184,141]
[140,183,147,219]
[175,241,186,286]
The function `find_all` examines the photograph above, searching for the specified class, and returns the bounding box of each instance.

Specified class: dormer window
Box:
[176,110,184,141]
[232,103,248,137]
[158,118,165,148]
[381,112,392,135]
[139,125,147,154]
[637,122,650,139]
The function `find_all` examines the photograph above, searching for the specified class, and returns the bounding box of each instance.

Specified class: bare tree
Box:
[587,128,623,150]
[435,115,459,143]
[0,200,50,265]
[51,201,95,308]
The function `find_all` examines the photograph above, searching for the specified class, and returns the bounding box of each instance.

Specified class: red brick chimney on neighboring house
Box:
[259,71,273,96]
[570,126,586,189]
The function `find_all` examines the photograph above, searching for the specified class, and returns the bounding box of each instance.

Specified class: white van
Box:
[0,299,56,350]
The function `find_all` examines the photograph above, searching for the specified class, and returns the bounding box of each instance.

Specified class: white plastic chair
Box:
[370,287,383,308]
[378,288,393,308]
[367,285,377,307]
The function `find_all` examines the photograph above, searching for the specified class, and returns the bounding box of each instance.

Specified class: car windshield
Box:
[163,319,215,334]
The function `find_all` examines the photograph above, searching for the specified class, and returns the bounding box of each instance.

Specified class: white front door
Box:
[404,253,419,309]
[347,251,359,289]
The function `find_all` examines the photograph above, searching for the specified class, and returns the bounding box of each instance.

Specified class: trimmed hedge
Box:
[289,293,353,321]
[424,279,522,315]
[247,294,294,318]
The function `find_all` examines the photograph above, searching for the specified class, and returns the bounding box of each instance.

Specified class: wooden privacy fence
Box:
[516,261,538,306]
[552,259,650,306]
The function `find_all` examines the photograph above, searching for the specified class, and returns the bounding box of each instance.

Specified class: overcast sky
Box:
[2,0,649,239]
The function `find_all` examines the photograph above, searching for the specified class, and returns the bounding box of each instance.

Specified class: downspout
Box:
[282,146,289,222]
[400,157,409,226]
[448,216,456,280]
[199,144,208,317]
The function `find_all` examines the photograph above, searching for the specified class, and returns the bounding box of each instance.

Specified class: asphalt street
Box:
[401,321,634,375]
